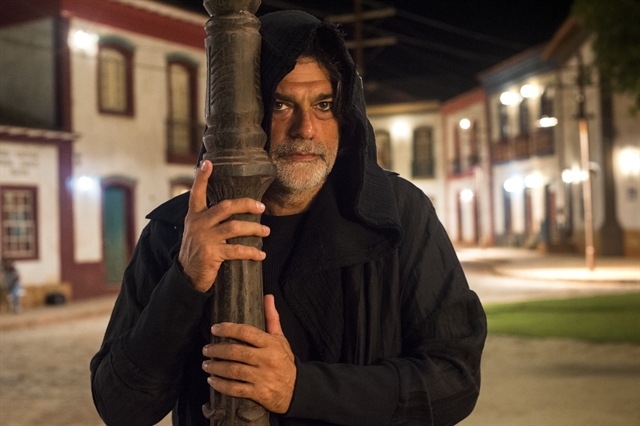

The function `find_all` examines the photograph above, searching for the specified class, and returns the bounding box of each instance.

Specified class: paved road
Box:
[0,265,638,425]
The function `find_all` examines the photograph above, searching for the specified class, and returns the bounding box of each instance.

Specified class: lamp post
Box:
[201,1,275,424]
[576,52,595,270]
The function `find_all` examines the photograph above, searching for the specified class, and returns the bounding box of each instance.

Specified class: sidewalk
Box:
[456,247,640,284]
[1,248,638,331]
[0,294,116,331]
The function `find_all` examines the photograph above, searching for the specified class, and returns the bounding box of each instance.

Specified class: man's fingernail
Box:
[211,324,220,334]
[257,202,265,211]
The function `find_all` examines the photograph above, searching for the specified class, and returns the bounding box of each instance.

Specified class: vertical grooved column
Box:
[202,1,274,424]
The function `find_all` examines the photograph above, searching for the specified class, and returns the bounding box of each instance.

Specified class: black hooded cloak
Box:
[91,10,486,426]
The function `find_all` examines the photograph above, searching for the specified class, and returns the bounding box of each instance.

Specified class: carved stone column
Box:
[201,1,274,424]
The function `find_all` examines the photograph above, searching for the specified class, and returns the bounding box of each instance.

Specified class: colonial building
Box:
[479,18,639,256]
[440,88,493,246]
[367,101,444,212]
[1,0,208,304]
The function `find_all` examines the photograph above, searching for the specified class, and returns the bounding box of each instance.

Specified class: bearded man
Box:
[91,10,486,426]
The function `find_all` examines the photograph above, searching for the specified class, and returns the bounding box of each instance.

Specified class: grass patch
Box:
[485,292,640,344]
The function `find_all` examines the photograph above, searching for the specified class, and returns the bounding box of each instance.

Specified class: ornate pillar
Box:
[201,1,274,424]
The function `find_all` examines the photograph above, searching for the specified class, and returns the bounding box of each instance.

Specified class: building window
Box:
[413,126,435,178]
[540,87,554,118]
[167,58,199,163]
[98,40,134,115]
[498,103,509,140]
[1,186,38,260]
[375,130,392,170]
[469,121,480,166]
[519,98,530,136]
[451,125,461,175]
[170,178,194,198]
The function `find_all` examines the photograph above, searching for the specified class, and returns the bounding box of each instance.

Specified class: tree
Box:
[572,0,640,112]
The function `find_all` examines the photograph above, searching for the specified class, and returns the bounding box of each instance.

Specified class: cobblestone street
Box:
[0,315,171,426]
[1,249,638,425]
[0,316,109,425]
[2,311,639,425]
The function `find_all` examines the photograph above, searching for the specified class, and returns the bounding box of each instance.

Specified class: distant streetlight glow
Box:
[619,147,640,176]
[391,121,411,138]
[460,189,474,202]
[562,169,574,183]
[500,92,521,106]
[524,173,543,188]
[70,30,98,54]
[76,175,98,192]
[537,116,558,128]
[503,177,523,193]
[459,118,471,130]
[520,84,538,98]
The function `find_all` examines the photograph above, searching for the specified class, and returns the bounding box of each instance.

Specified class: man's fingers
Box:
[264,295,283,336]
[206,198,266,222]
[188,160,212,213]
[208,323,266,348]
[207,376,252,400]
[217,221,270,241]
[220,244,267,262]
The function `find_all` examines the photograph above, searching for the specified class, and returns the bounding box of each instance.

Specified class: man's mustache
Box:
[270,139,327,161]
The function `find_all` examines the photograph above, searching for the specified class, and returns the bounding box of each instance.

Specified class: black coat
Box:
[91,175,485,426]
[91,10,486,426]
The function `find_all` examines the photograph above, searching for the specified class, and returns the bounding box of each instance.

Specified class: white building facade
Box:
[1,0,209,302]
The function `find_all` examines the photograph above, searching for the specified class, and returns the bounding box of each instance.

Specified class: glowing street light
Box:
[520,84,538,98]
[460,189,474,202]
[459,118,471,130]
[503,177,523,193]
[500,92,522,106]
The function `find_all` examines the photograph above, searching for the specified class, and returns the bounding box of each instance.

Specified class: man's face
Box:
[269,57,339,194]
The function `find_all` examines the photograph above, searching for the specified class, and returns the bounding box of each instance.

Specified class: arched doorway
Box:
[102,180,135,284]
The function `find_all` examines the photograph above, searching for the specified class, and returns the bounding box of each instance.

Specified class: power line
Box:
[364,25,505,63]
[362,0,527,51]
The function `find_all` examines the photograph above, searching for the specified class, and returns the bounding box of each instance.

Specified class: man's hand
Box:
[178,160,270,292]
[202,295,296,414]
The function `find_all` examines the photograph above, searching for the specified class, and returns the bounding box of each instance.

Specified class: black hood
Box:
[199,10,402,242]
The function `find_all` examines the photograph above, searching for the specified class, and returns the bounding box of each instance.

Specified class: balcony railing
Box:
[492,138,510,163]
[491,129,555,164]
[531,128,554,156]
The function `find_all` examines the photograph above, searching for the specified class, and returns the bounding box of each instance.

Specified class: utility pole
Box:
[354,0,364,74]
[576,52,595,271]
[325,2,397,76]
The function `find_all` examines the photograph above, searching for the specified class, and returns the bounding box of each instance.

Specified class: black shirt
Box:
[261,213,317,362]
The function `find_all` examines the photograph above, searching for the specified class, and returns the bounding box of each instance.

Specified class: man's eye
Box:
[273,102,287,111]
[317,101,333,112]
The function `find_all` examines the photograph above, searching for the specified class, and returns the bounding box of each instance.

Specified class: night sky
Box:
[158,0,575,103]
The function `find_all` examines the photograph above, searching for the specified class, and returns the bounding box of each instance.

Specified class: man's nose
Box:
[289,108,315,139]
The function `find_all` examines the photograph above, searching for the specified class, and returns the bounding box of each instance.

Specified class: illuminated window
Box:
[413,126,435,178]
[375,129,392,170]
[1,186,38,260]
[167,58,199,163]
[98,39,134,115]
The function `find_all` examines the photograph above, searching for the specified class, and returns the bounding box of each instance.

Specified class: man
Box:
[91,10,486,426]
[1,258,22,314]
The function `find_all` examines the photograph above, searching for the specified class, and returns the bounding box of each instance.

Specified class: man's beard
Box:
[269,139,337,194]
